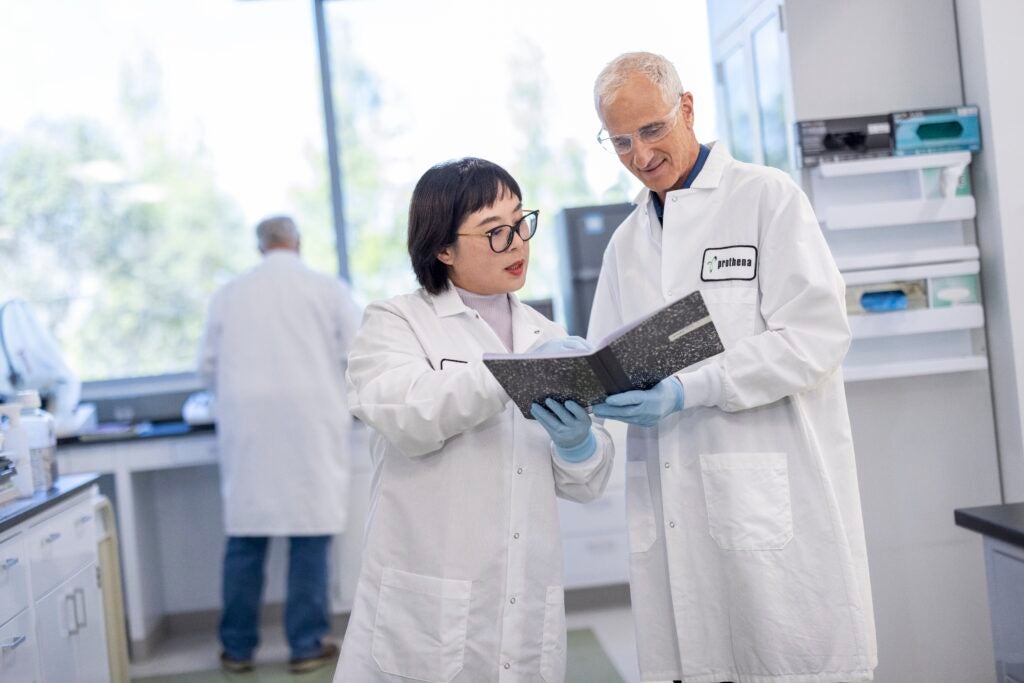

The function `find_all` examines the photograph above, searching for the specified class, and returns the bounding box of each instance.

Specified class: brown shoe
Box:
[220,651,253,673]
[288,642,340,674]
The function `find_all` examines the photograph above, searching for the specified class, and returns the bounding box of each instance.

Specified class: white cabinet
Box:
[34,580,77,683]
[34,562,109,683]
[28,502,96,601]
[560,421,630,590]
[0,609,38,683]
[0,534,30,627]
[0,480,111,683]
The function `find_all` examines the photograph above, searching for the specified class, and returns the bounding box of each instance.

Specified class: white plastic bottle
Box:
[0,404,34,497]
[18,390,58,492]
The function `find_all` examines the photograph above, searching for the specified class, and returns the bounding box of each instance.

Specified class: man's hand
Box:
[593,378,684,427]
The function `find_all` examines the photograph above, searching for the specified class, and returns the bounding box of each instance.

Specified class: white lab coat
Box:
[198,250,362,536]
[588,142,877,683]
[334,285,614,683]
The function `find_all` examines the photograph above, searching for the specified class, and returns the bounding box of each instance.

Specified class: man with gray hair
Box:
[256,214,301,253]
[587,52,877,682]
[198,215,362,674]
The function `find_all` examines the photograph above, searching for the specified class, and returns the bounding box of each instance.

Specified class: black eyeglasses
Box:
[457,210,539,253]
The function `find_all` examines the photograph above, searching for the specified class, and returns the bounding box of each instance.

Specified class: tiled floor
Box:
[131,603,643,682]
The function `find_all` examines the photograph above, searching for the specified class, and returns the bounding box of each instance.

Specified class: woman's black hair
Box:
[407,157,522,294]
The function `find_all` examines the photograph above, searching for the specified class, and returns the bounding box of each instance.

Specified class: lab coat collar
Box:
[631,139,731,210]
[263,248,301,260]
[430,284,540,352]
[431,283,472,318]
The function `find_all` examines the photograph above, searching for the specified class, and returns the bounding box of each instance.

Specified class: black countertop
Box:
[0,473,101,534]
[954,502,1024,550]
[58,421,215,448]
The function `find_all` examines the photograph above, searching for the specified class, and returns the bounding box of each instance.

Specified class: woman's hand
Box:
[530,398,596,462]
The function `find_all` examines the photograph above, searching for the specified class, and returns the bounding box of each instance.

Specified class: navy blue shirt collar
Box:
[651,143,710,222]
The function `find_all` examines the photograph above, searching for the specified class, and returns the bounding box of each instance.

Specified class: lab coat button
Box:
[664,462,671,469]
[513,532,520,539]
[504,663,511,670]
[669,521,676,528]
[510,596,516,604]
[516,467,523,475]
[671,196,678,202]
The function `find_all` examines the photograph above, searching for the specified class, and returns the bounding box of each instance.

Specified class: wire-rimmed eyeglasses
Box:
[457,210,539,253]
[596,98,682,155]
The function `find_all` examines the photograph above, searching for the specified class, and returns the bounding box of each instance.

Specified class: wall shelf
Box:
[834,245,979,272]
[848,304,984,339]
[823,196,976,230]
[844,355,988,382]
[842,258,978,286]
[816,150,972,177]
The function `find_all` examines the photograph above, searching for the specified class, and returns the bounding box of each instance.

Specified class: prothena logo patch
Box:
[701,245,757,281]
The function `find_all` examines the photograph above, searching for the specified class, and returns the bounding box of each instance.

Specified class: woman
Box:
[334,158,615,682]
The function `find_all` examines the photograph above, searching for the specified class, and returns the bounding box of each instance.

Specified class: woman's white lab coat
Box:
[334,285,614,683]
[198,251,362,536]
[588,142,877,683]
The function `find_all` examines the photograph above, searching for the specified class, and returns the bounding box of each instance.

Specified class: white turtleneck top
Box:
[455,286,514,352]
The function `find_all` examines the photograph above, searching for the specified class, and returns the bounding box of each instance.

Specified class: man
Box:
[198,215,362,674]
[587,53,877,683]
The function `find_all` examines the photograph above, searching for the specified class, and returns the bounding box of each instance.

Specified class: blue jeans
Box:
[219,535,332,660]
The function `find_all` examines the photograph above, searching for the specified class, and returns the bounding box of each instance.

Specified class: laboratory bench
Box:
[0,473,101,534]
[955,502,1024,682]
[55,421,630,660]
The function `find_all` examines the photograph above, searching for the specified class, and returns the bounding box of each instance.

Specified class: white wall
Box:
[759,0,1002,679]
[785,0,963,120]
[845,373,998,681]
[956,0,1024,502]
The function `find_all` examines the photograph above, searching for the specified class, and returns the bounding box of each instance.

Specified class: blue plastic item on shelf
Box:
[860,290,908,312]
[893,106,981,155]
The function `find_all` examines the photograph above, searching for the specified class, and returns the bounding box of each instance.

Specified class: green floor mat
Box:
[134,629,624,682]
[133,662,333,683]
[566,629,625,683]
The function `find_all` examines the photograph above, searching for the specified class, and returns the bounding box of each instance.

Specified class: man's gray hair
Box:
[593,52,684,113]
[256,215,300,251]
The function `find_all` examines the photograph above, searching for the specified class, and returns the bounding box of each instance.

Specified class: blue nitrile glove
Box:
[530,398,597,462]
[532,335,592,354]
[592,377,685,427]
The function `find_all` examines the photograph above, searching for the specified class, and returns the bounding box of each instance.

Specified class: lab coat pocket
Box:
[700,286,757,348]
[700,452,793,551]
[540,585,566,683]
[626,461,658,554]
[371,567,472,683]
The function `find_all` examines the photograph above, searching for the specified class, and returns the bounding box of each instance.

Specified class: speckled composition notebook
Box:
[484,290,724,419]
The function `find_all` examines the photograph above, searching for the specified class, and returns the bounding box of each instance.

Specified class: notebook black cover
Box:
[484,291,724,419]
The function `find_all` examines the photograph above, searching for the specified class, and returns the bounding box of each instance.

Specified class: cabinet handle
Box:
[1,557,18,570]
[74,587,88,628]
[43,532,62,545]
[0,635,27,651]
[64,594,79,636]
[76,514,93,526]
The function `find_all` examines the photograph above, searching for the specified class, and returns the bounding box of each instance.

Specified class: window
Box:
[0,0,333,380]
[1,0,718,382]
[325,0,718,304]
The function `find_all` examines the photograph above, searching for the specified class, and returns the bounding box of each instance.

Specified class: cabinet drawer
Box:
[28,500,97,600]
[562,532,630,589]
[0,534,30,627]
[558,487,626,537]
[0,608,38,683]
